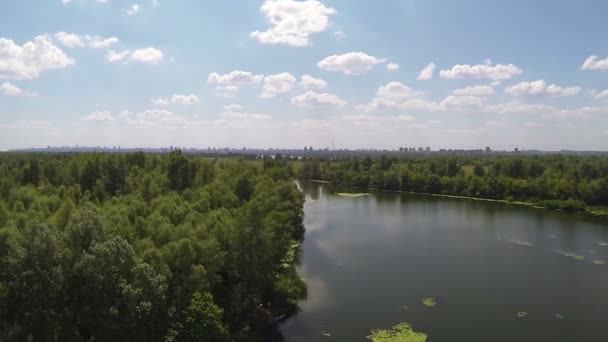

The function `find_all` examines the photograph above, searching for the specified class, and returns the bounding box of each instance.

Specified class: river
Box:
[281,181,608,341]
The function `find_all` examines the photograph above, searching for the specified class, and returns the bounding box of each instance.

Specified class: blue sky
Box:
[1,0,607,150]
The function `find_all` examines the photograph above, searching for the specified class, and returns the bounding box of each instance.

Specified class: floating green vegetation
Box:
[517,311,527,318]
[512,239,534,247]
[592,260,606,265]
[421,298,436,307]
[335,192,370,198]
[557,250,585,261]
[599,242,608,247]
[367,322,428,342]
[553,313,565,320]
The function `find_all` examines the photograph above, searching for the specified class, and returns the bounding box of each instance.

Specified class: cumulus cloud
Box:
[356,82,440,112]
[251,0,336,46]
[130,47,164,63]
[483,102,556,114]
[151,94,200,106]
[300,74,327,89]
[0,36,75,80]
[106,47,164,64]
[342,114,416,127]
[440,95,484,110]
[224,104,243,111]
[54,32,84,48]
[317,52,386,75]
[1,82,37,96]
[592,89,608,100]
[386,63,400,71]
[87,36,119,48]
[261,72,296,98]
[440,63,522,80]
[417,62,436,80]
[291,91,346,107]
[581,55,608,71]
[208,70,264,96]
[452,85,495,96]
[506,80,581,97]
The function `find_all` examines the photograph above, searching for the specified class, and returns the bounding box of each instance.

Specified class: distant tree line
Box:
[296,155,608,213]
[0,151,305,341]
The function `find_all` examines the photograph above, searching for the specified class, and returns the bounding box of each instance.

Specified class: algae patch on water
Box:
[335,192,370,198]
[517,311,527,318]
[557,250,585,261]
[421,298,436,307]
[599,242,608,247]
[592,260,606,265]
[511,239,534,247]
[367,322,427,342]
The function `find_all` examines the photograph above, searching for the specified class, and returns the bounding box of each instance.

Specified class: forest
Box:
[295,154,608,214]
[0,151,305,341]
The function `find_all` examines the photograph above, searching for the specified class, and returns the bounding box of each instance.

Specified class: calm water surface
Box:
[282,181,608,342]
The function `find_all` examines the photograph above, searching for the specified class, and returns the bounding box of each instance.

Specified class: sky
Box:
[1,0,608,151]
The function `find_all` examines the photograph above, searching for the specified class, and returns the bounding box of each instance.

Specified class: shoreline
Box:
[307,179,608,218]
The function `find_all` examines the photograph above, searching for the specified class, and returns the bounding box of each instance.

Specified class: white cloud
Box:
[506,80,581,97]
[208,70,264,96]
[0,36,74,80]
[106,49,130,62]
[440,63,522,80]
[300,74,327,89]
[87,36,119,49]
[581,55,608,71]
[317,52,386,75]
[54,32,84,48]
[81,110,114,122]
[484,102,556,114]
[107,48,164,64]
[224,104,243,111]
[440,95,484,110]
[592,89,608,100]
[291,91,346,107]
[386,63,400,71]
[1,82,36,96]
[130,47,163,63]
[452,85,495,96]
[417,62,436,80]
[333,31,346,40]
[125,4,142,16]
[251,0,336,47]
[151,94,200,106]
[62,0,72,4]
[341,114,416,127]
[53,32,119,49]
[261,72,296,98]
[356,82,440,112]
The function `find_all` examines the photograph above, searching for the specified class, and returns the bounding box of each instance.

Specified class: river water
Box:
[282,181,608,341]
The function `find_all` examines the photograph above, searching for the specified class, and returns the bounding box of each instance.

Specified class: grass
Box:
[367,322,427,342]
[335,192,370,198]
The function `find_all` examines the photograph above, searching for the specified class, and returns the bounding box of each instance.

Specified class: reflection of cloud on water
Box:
[298,265,332,312]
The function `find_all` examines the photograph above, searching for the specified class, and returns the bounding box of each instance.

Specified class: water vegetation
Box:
[592,260,606,265]
[517,311,528,318]
[367,322,427,342]
[335,192,370,198]
[553,313,565,320]
[421,298,436,307]
[512,239,534,247]
[557,250,585,261]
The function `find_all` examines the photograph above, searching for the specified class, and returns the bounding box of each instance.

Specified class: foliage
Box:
[0,151,305,341]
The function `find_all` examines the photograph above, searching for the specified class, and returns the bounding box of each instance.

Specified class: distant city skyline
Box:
[1,0,608,150]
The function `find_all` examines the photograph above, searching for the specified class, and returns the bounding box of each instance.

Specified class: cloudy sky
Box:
[1,0,608,151]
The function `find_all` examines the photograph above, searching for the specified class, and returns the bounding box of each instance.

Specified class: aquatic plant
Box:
[553,313,565,320]
[517,311,527,318]
[557,250,585,261]
[592,260,606,265]
[335,192,370,198]
[512,239,534,247]
[421,298,436,307]
[367,322,427,342]
[599,242,608,247]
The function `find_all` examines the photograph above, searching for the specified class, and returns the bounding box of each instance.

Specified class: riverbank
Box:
[308,179,608,218]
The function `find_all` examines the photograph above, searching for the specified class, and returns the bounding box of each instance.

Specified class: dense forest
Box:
[295,155,608,214]
[0,151,305,341]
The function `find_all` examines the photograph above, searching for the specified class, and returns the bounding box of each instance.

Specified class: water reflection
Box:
[284,181,608,342]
